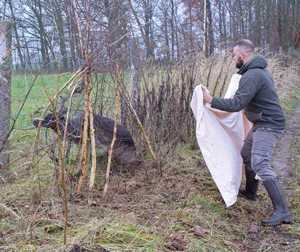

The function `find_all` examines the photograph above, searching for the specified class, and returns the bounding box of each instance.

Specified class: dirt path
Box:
[241,103,300,252]
[273,103,300,181]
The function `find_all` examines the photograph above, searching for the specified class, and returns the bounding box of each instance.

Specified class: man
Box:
[202,39,293,226]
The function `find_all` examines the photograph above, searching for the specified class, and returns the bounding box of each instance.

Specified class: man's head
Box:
[232,39,255,69]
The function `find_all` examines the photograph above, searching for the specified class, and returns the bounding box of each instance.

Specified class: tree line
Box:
[0,0,299,72]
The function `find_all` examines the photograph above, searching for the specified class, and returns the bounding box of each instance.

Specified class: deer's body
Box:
[33,112,139,167]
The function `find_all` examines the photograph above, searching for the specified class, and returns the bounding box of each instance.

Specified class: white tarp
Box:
[190,74,251,207]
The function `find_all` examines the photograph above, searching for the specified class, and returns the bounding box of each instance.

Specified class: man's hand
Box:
[201,86,213,104]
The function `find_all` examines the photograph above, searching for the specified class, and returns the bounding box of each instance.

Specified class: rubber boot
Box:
[262,178,293,226]
[239,168,259,201]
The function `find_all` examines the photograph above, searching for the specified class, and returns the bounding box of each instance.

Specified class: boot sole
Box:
[262,215,293,226]
[238,191,257,201]
[282,216,293,224]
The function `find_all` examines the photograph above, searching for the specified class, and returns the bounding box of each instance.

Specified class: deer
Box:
[32,95,141,171]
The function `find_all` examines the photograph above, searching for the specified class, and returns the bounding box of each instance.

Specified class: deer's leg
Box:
[115,146,142,172]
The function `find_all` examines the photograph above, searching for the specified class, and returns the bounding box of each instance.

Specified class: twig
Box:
[0,74,38,155]
[31,68,87,177]
[212,56,227,96]
[57,135,69,245]
[111,71,157,161]
[46,93,69,245]
[0,203,21,220]
[26,203,42,240]
[0,174,6,183]
[88,95,97,191]
[76,73,91,193]
[123,88,157,160]
[103,86,120,197]
[44,67,87,113]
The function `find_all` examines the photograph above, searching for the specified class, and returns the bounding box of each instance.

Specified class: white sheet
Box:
[190,74,250,207]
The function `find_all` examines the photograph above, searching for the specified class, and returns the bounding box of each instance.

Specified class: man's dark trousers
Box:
[241,127,282,181]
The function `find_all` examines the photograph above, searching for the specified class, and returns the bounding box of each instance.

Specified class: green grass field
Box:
[12,73,71,129]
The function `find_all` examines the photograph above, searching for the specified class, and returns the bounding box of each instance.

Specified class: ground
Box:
[1,74,300,251]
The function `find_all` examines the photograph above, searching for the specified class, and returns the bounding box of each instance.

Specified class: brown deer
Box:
[33,97,141,170]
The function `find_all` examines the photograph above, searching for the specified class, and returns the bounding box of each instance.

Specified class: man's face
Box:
[232,46,244,69]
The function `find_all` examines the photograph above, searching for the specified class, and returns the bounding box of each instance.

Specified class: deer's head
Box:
[33,95,68,130]
[33,113,66,131]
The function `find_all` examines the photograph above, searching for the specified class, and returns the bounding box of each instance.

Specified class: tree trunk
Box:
[277,0,284,51]
[203,0,214,56]
[128,0,154,60]
[144,0,154,59]
[128,37,140,115]
[0,21,12,169]
[23,33,32,68]
[188,1,194,54]
[207,0,214,55]
[237,0,244,36]
[8,0,25,69]
[222,1,227,48]
[53,0,68,71]
[163,8,170,61]
[173,3,180,59]
[170,0,175,60]
[31,0,50,69]
[65,6,76,69]
[254,0,262,47]
[203,0,208,56]
[217,0,223,47]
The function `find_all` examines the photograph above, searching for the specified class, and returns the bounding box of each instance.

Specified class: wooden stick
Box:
[43,67,87,114]
[88,99,97,191]
[44,92,69,245]
[103,85,120,197]
[76,74,91,193]
[31,68,87,176]
[0,74,38,155]
[124,90,157,160]
[115,75,157,161]
[57,134,68,245]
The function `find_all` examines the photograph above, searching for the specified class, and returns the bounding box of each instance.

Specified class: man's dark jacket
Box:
[211,55,285,130]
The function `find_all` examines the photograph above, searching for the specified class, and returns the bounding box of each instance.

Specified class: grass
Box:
[280,88,300,113]
[95,222,160,251]
[183,194,225,216]
[11,72,118,131]
[12,73,71,129]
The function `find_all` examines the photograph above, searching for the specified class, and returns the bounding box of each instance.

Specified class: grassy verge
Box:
[2,68,300,251]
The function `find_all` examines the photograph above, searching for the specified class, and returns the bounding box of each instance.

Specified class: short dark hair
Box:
[234,39,255,52]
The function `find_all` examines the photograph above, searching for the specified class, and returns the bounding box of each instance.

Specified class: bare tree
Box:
[1,0,299,72]
[203,0,214,57]
[0,21,12,169]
